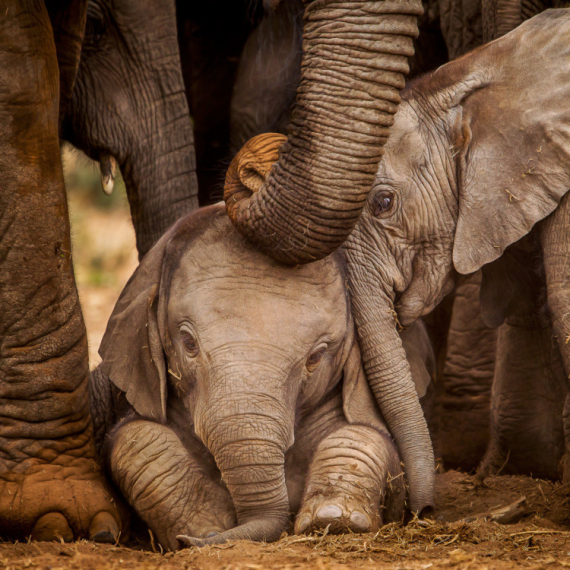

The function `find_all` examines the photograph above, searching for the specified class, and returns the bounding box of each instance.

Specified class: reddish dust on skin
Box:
[1,472,570,570]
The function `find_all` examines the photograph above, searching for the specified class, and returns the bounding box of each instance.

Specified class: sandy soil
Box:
[1,472,570,569]
[7,155,565,569]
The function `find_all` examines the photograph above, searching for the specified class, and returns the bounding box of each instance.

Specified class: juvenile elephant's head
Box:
[99,197,376,545]
[344,9,570,514]
[62,0,197,258]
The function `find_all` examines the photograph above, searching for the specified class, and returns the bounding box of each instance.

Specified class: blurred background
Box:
[62,144,138,368]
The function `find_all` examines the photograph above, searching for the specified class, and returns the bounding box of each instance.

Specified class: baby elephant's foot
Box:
[296,425,403,535]
[295,493,376,534]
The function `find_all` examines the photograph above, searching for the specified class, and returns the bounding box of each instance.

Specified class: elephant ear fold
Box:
[342,332,386,433]
[446,11,570,275]
[99,231,172,423]
[400,321,435,400]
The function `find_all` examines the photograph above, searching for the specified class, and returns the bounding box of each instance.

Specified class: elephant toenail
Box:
[316,505,343,520]
[349,511,370,531]
[296,515,311,534]
[89,511,119,543]
[31,513,73,543]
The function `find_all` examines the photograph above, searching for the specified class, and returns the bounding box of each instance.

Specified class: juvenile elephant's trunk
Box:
[345,255,435,514]
[189,393,292,545]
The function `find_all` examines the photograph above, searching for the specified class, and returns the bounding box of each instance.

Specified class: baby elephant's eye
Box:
[306,345,327,373]
[372,191,395,217]
[181,331,199,358]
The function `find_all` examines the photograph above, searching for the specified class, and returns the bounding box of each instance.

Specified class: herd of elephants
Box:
[2,0,570,552]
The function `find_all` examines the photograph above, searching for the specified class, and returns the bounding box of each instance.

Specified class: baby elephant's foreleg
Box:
[296,425,405,534]
[109,420,235,550]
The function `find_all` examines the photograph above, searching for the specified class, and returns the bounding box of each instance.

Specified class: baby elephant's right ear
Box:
[99,233,170,423]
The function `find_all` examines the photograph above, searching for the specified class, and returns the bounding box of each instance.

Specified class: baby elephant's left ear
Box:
[448,10,570,275]
[98,230,172,423]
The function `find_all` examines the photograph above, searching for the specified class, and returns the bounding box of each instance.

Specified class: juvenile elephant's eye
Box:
[372,191,394,217]
[306,345,327,373]
[84,16,105,45]
[181,331,199,358]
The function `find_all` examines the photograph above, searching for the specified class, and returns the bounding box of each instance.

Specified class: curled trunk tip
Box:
[224,132,287,227]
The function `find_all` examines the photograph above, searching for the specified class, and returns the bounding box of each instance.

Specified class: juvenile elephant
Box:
[92,202,440,549]
[337,9,570,495]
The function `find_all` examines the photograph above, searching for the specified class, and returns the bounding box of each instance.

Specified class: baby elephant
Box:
[91,204,430,550]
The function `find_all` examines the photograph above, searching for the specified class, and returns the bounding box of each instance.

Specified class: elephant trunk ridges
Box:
[225,0,422,265]
[344,255,435,514]
[187,392,292,546]
[121,89,199,259]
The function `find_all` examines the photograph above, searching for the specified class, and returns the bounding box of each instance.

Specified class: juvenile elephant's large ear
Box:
[99,230,172,423]
[434,11,570,275]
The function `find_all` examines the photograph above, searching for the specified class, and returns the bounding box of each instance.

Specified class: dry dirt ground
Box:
[2,472,570,570]
[2,151,568,569]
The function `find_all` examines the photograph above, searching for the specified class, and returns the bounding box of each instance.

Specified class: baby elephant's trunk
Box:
[184,393,292,546]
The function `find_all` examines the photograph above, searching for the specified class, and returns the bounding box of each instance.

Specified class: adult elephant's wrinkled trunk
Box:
[189,390,292,546]
[225,0,422,265]
[62,0,199,260]
[120,90,198,258]
[344,254,435,514]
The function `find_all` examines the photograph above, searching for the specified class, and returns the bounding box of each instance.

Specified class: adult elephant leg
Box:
[230,0,303,149]
[539,191,570,484]
[0,2,123,541]
[478,317,566,480]
[439,272,497,471]
[109,420,236,551]
[177,0,256,205]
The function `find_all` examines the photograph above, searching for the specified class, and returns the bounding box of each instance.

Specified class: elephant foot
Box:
[295,494,377,534]
[0,460,125,542]
[295,426,403,535]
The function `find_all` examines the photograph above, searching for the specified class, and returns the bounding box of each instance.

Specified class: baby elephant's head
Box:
[99,201,359,545]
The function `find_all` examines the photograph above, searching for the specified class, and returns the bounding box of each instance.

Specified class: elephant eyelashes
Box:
[181,332,199,358]
[84,16,105,45]
[372,192,394,217]
[306,346,327,373]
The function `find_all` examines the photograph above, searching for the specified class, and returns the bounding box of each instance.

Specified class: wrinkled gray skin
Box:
[477,236,568,480]
[62,0,198,258]
[91,205,435,550]
[343,10,570,485]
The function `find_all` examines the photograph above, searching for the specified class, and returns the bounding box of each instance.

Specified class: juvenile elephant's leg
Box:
[439,272,497,471]
[109,420,236,551]
[0,2,122,542]
[478,317,566,480]
[540,191,570,483]
[295,423,404,535]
